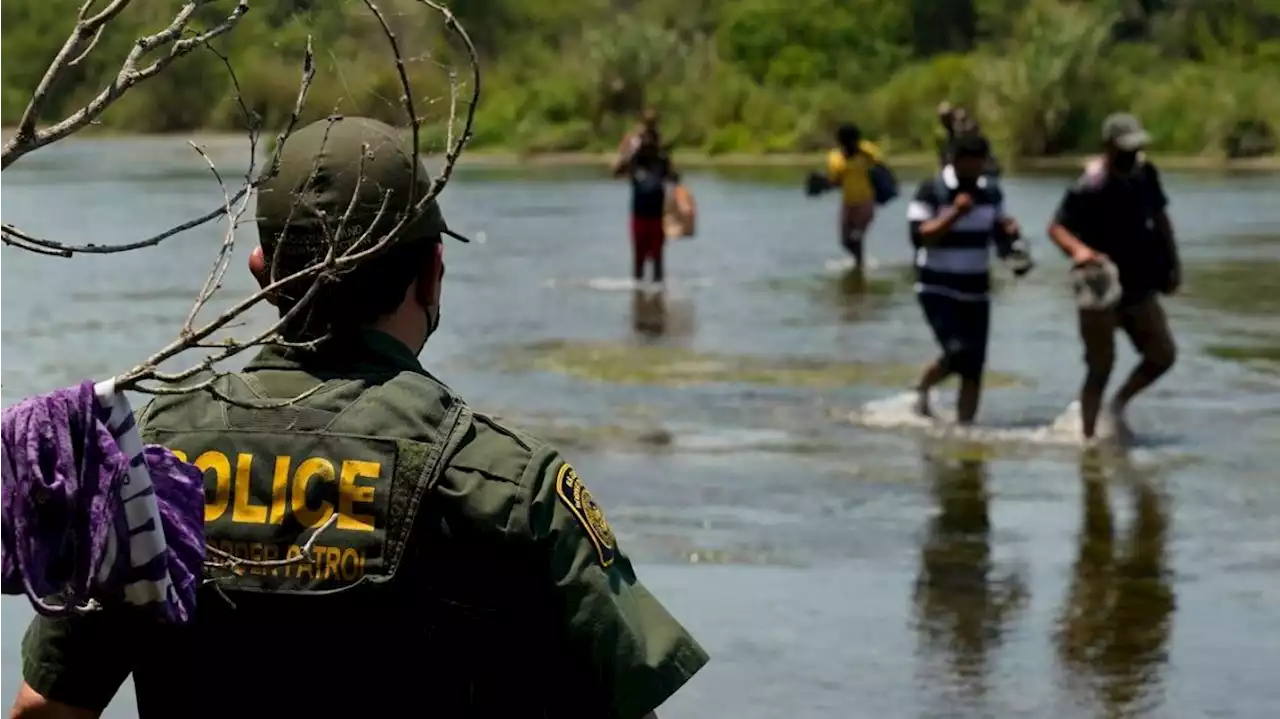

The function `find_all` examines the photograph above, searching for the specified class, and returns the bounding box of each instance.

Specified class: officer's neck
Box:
[370,309,428,358]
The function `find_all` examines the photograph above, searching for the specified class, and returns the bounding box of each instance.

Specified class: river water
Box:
[2,137,1279,718]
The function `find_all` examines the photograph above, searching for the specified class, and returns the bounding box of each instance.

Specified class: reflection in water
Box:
[809,267,913,325]
[1055,452,1175,718]
[630,288,695,340]
[838,267,869,297]
[632,289,667,337]
[913,452,1028,705]
[829,268,879,324]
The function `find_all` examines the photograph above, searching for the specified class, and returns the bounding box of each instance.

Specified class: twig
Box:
[0,0,252,255]
[363,0,421,199]
[0,29,315,260]
[142,0,485,389]
[3,1,251,171]
[182,42,262,335]
[409,1,481,222]
[207,512,339,568]
[66,0,109,70]
[131,377,327,410]
[3,0,485,611]
[203,513,339,590]
[181,142,237,336]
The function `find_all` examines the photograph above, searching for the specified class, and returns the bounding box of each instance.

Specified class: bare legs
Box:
[1077,297,1177,440]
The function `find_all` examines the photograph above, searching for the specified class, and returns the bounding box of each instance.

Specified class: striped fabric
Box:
[2,379,204,624]
[906,165,1004,301]
[94,379,183,612]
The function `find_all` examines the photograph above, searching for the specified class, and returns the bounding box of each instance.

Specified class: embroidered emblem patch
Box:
[555,463,616,567]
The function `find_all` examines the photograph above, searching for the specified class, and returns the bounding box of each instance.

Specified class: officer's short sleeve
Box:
[519,449,709,719]
[20,611,136,711]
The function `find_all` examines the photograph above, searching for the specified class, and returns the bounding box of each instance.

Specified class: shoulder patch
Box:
[555,463,617,567]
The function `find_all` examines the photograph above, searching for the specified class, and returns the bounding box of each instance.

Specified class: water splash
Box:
[823,256,883,273]
[847,391,1130,450]
[542,276,715,293]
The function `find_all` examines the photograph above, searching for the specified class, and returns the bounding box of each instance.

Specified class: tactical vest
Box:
[146,370,461,597]
[134,363,609,718]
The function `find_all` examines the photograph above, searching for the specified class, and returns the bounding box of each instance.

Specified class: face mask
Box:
[428,305,441,337]
[417,244,444,352]
[1111,150,1139,175]
[412,306,440,356]
[955,160,984,186]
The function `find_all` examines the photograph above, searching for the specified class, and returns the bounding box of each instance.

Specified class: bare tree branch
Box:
[105,1,482,395]
[2,1,251,171]
[204,513,339,579]
[0,1,263,257]
[181,141,239,336]
[414,0,481,220]
[1,0,483,582]
[362,0,421,198]
[66,0,111,69]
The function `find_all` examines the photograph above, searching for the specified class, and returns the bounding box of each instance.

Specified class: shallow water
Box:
[2,137,1280,718]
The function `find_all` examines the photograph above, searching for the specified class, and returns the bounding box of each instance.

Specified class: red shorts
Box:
[631,216,666,261]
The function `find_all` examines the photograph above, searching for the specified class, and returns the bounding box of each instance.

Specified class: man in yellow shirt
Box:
[808,123,887,272]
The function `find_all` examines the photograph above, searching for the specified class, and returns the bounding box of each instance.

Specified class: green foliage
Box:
[3,0,1278,158]
[976,0,1119,158]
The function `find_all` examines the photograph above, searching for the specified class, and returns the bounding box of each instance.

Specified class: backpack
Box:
[870,162,898,205]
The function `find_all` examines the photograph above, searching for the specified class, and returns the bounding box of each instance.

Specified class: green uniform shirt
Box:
[20,330,708,718]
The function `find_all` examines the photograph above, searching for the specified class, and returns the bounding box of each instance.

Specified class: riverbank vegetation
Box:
[4,0,1278,163]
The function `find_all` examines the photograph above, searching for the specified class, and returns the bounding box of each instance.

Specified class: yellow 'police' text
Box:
[171,449,379,531]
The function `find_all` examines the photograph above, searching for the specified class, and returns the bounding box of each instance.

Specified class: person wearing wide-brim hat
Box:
[1048,112,1182,442]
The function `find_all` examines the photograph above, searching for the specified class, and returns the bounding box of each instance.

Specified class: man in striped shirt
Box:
[906,134,1025,423]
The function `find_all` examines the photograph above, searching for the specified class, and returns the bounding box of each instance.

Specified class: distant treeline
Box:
[3,0,1278,161]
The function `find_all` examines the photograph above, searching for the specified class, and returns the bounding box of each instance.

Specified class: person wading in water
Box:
[936,103,1002,177]
[935,102,961,168]
[612,116,680,286]
[907,133,1030,424]
[805,123,888,275]
[617,108,662,162]
[1047,113,1181,443]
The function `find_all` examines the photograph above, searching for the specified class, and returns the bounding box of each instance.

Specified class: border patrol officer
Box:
[12,117,709,719]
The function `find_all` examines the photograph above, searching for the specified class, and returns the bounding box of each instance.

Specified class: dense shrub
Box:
[4,0,1277,159]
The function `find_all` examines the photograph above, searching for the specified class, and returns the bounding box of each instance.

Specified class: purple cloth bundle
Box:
[1,379,205,624]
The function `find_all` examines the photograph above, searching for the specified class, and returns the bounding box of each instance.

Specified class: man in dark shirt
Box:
[907,134,1028,424]
[1048,113,1181,442]
[612,123,679,285]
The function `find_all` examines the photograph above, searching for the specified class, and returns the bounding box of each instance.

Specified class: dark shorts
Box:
[918,292,991,380]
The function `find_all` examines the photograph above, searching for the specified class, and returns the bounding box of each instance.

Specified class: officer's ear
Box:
[248,246,279,306]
